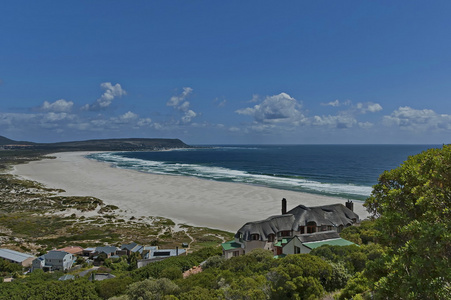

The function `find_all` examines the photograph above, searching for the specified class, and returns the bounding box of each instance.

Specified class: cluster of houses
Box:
[0,242,185,273]
[222,199,359,258]
[2,198,361,280]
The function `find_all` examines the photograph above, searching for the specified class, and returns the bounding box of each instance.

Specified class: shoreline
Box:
[11,152,369,232]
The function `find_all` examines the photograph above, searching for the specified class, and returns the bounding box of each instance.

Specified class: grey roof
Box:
[236,203,359,242]
[297,231,340,243]
[95,246,117,255]
[121,242,138,251]
[45,250,71,260]
[121,242,144,253]
[287,204,359,227]
[236,214,295,241]
[0,248,34,263]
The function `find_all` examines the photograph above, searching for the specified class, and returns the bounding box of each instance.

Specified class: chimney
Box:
[345,200,354,211]
[282,198,287,215]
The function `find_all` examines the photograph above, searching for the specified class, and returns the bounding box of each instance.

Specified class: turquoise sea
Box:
[87,145,439,201]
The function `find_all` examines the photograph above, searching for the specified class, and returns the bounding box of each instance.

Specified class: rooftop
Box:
[0,248,34,263]
[303,238,356,249]
[221,241,242,251]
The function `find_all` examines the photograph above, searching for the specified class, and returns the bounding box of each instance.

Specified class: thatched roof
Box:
[235,203,359,242]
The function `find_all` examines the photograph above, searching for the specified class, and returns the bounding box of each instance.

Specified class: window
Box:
[294,246,301,254]
[306,221,317,233]
[251,234,260,241]
[233,251,240,257]
[327,225,333,231]
[280,231,291,237]
[338,225,344,233]
[268,234,275,242]
[321,225,327,231]
[299,226,305,234]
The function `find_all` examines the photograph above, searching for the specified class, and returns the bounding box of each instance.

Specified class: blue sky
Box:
[1,1,450,144]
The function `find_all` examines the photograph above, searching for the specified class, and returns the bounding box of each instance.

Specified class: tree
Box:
[364,145,451,299]
[126,278,180,300]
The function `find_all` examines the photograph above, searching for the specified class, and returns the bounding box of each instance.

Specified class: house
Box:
[90,246,118,258]
[0,248,35,267]
[120,242,144,256]
[137,247,186,268]
[32,251,74,272]
[141,246,158,259]
[222,199,359,258]
[278,231,355,255]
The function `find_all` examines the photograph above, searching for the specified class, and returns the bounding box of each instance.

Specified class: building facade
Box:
[32,250,74,272]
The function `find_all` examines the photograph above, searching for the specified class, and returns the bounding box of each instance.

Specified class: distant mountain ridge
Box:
[0,136,190,151]
[0,136,35,146]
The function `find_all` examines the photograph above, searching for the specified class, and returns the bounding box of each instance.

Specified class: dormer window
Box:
[299,226,305,234]
[251,234,260,241]
[280,230,291,237]
[307,221,317,233]
[267,234,275,242]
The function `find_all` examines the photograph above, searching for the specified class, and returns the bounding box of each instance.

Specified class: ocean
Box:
[86,144,439,201]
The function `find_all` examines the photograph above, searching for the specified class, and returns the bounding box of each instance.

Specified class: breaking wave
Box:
[87,152,372,200]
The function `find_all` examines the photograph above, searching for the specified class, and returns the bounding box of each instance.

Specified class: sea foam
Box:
[87,152,372,199]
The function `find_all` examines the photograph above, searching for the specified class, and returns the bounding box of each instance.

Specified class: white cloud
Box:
[357,102,383,114]
[249,94,260,103]
[82,82,126,111]
[181,110,197,123]
[167,87,193,108]
[167,87,198,124]
[42,112,70,122]
[321,99,351,107]
[358,121,374,129]
[311,113,357,129]
[236,93,305,124]
[41,99,74,112]
[137,118,152,127]
[323,100,340,107]
[383,106,451,131]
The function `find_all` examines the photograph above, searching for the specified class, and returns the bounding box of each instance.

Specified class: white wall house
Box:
[32,251,74,272]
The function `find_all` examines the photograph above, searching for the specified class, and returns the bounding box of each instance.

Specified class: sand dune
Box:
[11,152,369,232]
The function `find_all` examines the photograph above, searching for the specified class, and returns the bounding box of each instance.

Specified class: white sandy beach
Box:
[11,152,369,232]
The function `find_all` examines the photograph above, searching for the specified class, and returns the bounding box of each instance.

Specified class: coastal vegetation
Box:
[0,151,233,254]
[0,144,450,299]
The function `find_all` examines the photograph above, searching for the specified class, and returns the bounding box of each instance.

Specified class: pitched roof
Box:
[236,214,295,241]
[297,231,340,243]
[221,240,243,251]
[95,246,117,254]
[57,246,84,254]
[0,248,34,263]
[45,251,71,260]
[287,204,359,227]
[302,238,356,249]
[121,242,138,251]
[236,203,359,242]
